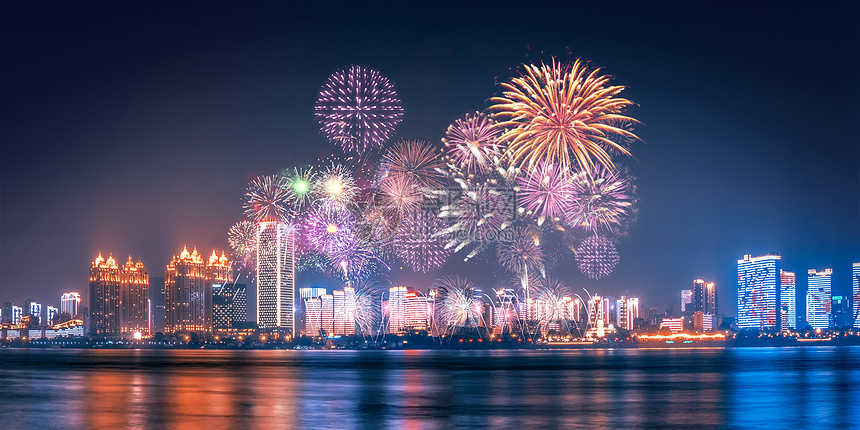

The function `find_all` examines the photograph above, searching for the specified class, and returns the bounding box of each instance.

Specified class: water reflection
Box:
[0,347,858,429]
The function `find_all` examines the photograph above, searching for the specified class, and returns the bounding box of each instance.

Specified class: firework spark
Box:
[434,275,483,332]
[567,165,633,235]
[380,139,446,190]
[282,167,317,211]
[440,184,514,260]
[575,235,619,280]
[490,59,639,173]
[396,210,452,273]
[314,163,359,207]
[346,279,382,335]
[244,175,295,223]
[497,226,545,280]
[228,220,258,269]
[377,174,423,216]
[304,203,356,256]
[515,161,575,226]
[442,112,504,175]
[315,65,404,153]
[534,277,572,323]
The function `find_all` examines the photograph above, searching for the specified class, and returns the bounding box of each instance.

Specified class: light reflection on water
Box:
[1,347,858,429]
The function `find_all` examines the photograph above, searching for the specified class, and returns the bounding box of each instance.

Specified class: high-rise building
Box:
[320,294,334,334]
[332,287,355,335]
[90,253,122,336]
[387,286,408,334]
[12,306,23,325]
[121,256,149,335]
[61,292,81,317]
[304,297,322,336]
[737,254,781,330]
[404,291,431,331]
[1,302,11,323]
[616,296,639,331]
[830,295,848,329]
[780,270,797,330]
[256,221,295,334]
[660,317,684,333]
[680,290,693,314]
[165,246,208,333]
[853,263,860,328]
[213,282,247,331]
[806,268,832,330]
[693,279,717,316]
[205,250,231,331]
[24,299,41,326]
[46,306,58,326]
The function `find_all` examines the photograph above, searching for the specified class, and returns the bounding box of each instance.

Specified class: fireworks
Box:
[346,280,382,335]
[314,163,359,207]
[534,277,571,323]
[380,139,446,190]
[283,167,317,211]
[304,203,356,256]
[244,175,295,223]
[575,235,620,280]
[314,65,404,153]
[377,173,422,216]
[228,220,258,268]
[442,112,504,175]
[491,59,639,173]
[515,161,575,226]
[496,226,545,280]
[440,185,514,259]
[396,210,452,273]
[567,165,633,235]
[434,275,483,331]
[330,234,391,281]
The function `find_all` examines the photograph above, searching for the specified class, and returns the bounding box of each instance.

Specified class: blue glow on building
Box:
[737,254,781,330]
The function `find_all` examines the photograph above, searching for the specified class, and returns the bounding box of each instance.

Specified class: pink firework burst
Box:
[442,112,504,175]
[575,235,619,280]
[567,165,632,235]
[303,203,356,257]
[314,163,359,208]
[244,175,295,223]
[396,210,452,273]
[496,226,545,278]
[314,65,403,153]
[380,139,446,190]
[515,161,576,226]
[377,173,423,216]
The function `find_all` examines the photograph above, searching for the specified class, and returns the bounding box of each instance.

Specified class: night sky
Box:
[2,1,857,319]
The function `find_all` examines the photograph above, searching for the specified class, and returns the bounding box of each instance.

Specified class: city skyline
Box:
[1,2,858,319]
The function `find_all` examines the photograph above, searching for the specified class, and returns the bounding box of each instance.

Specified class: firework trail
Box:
[515,160,576,227]
[228,220,258,270]
[244,175,295,223]
[497,226,545,279]
[433,275,484,335]
[575,235,619,280]
[315,65,403,153]
[567,165,633,235]
[442,112,504,175]
[395,209,452,273]
[490,59,639,173]
[314,162,359,207]
[534,277,572,324]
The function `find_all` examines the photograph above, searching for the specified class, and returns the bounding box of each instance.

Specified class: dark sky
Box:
[2,1,858,318]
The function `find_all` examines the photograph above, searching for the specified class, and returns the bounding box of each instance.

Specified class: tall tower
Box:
[693,279,717,316]
[616,296,639,331]
[122,256,150,335]
[737,254,781,330]
[806,268,832,330]
[853,262,860,328]
[206,250,231,331]
[256,221,295,334]
[780,270,797,330]
[61,292,82,318]
[90,253,122,336]
[165,246,209,333]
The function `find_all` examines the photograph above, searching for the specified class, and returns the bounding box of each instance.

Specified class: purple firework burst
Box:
[516,161,576,226]
[315,65,404,153]
[442,112,504,175]
[380,139,446,190]
[567,165,632,235]
[396,210,452,273]
[575,235,619,280]
[304,203,356,256]
[496,226,545,278]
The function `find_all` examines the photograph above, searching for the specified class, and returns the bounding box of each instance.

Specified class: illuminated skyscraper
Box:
[806,268,832,330]
[853,263,860,328]
[165,246,208,333]
[387,286,407,334]
[205,250,231,331]
[213,282,247,331]
[404,291,431,331]
[12,306,23,325]
[332,287,355,335]
[256,221,295,334]
[46,306,58,326]
[693,279,717,316]
[122,256,149,336]
[24,300,42,326]
[680,290,692,314]
[616,296,639,331]
[61,292,81,317]
[737,254,781,330]
[1,302,11,323]
[90,253,122,336]
[780,270,797,330]
[304,297,322,335]
[320,294,334,333]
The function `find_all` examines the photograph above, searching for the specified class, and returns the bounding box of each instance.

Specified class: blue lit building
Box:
[780,270,796,330]
[806,268,832,330]
[737,254,781,330]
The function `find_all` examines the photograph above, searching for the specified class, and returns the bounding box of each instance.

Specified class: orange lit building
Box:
[89,253,150,337]
[165,246,229,334]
